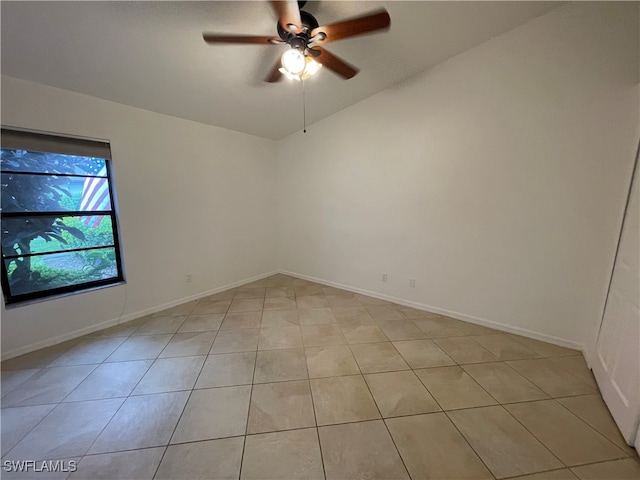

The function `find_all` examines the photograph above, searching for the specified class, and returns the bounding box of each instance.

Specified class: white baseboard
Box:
[4,268,587,361]
[280,269,585,353]
[1,270,278,361]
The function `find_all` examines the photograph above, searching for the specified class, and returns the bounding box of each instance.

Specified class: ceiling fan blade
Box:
[313,47,359,79]
[265,61,283,83]
[270,0,302,33]
[202,34,278,45]
[311,9,390,44]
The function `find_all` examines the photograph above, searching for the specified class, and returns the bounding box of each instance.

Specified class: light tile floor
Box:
[2,274,638,479]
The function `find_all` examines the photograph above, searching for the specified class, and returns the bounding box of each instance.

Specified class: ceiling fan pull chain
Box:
[302,78,307,133]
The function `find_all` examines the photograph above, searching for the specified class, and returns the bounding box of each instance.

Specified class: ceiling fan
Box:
[202,0,391,82]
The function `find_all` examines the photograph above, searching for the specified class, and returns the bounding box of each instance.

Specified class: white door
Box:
[592,162,639,447]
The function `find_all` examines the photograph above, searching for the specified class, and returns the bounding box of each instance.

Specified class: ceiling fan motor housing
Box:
[277,10,320,51]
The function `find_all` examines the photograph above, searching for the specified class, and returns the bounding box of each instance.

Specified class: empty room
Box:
[1,1,638,479]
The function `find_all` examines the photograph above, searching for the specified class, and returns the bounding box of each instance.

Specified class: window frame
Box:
[1,127,125,305]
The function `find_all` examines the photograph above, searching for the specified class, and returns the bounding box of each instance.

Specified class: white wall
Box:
[2,2,638,360]
[1,76,278,357]
[276,2,639,354]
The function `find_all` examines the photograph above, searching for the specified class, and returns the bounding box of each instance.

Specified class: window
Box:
[1,128,124,305]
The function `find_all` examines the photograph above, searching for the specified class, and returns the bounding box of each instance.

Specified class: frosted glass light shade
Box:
[281,48,306,75]
[301,57,322,79]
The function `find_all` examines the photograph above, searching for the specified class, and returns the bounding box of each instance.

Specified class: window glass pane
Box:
[4,247,119,296]
[0,149,106,176]
[2,216,115,256]
[1,173,111,213]
[1,131,122,304]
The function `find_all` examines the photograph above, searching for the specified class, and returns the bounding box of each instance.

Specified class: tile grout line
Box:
[460,363,550,405]
[524,398,631,460]
[299,316,328,480]
[496,401,572,470]
[358,363,413,479]
[68,427,639,471]
[499,466,575,480]
[145,298,212,479]
[568,457,640,475]
[237,311,261,480]
[554,397,636,456]
[526,356,600,390]
[441,408,498,480]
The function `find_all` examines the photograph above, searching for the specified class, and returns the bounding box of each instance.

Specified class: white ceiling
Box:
[1,1,562,140]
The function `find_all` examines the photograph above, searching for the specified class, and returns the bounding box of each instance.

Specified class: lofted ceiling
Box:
[1,1,562,140]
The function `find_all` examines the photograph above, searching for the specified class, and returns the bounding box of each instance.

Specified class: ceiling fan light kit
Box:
[279,51,322,81]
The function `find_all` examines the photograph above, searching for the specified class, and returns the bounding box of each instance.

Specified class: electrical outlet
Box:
[186,274,192,283]
[409,279,416,288]
[382,273,388,282]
